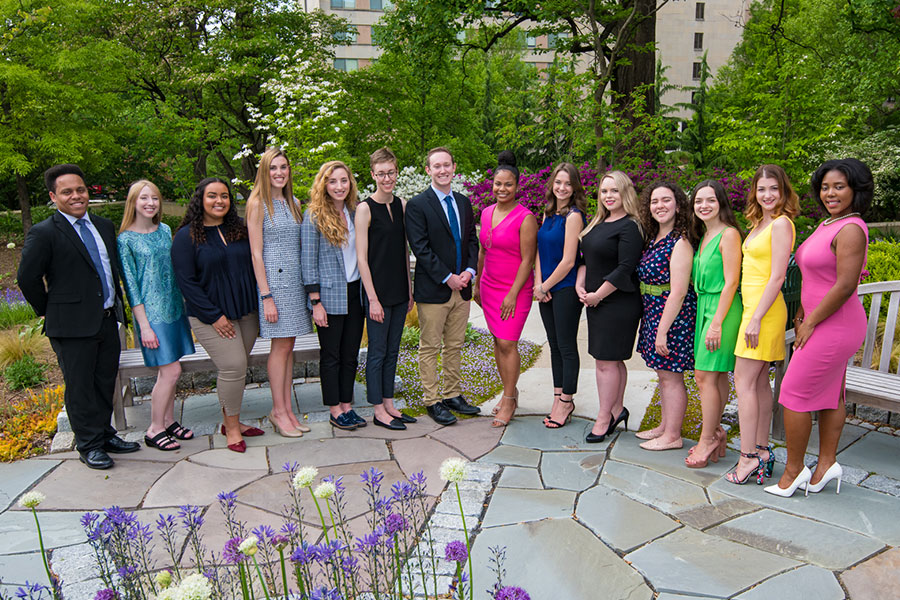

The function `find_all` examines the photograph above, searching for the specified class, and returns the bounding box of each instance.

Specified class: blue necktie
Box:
[443,195,462,273]
[77,218,110,305]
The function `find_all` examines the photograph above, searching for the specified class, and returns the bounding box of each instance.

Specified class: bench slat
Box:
[878,292,899,372]
[861,292,882,369]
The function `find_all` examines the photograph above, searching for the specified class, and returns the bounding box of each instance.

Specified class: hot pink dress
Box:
[779,217,868,412]
[478,203,534,341]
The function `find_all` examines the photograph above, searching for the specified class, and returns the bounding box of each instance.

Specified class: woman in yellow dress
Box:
[727,164,799,485]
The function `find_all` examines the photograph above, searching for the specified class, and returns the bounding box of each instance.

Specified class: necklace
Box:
[823,212,860,226]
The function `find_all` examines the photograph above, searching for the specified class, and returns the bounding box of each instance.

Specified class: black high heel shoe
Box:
[756,444,775,478]
[605,407,629,436]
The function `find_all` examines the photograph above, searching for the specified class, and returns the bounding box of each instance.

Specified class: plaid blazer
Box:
[301,208,354,314]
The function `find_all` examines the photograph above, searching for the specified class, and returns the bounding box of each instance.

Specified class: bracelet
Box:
[793,317,803,323]
[261,293,273,300]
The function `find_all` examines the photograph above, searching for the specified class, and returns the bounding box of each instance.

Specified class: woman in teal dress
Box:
[118,180,195,451]
[685,180,743,468]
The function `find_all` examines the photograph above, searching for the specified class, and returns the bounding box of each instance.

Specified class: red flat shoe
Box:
[227,440,247,453]
[220,425,265,437]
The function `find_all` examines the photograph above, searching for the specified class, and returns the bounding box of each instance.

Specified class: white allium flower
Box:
[293,466,318,489]
[238,535,259,556]
[155,588,178,600]
[6,242,14,249]
[439,457,468,483]
[176,573,212,600]
[18,491,45,509]
[155,570,173,589]
[313,481,337,499]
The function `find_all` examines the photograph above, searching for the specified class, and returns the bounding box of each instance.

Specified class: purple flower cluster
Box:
[93,589,119,600]
[222,537,246,564]
[495,586,531,600]
[384,512,407,535]
[2,287,26,305]
[444,540,468,563]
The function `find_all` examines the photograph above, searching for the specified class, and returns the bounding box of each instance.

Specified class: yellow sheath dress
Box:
[734,215,795,361]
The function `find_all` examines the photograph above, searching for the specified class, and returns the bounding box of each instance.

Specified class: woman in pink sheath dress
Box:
[764,158,871,498]
[475,151,537,428]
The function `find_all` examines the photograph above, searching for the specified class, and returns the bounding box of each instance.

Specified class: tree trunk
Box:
[611,0,657,131]
[16,173,32,235]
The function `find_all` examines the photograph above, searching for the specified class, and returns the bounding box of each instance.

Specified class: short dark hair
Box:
[44,164,86,193]
[811,158,873,217]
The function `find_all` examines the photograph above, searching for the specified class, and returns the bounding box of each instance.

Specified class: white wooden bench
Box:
[113,333,321,429]
[773,280,900,439]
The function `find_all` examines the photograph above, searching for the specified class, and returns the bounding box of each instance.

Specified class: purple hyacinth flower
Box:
[495,586,530,600]
[384,513,407,535]
[222,537,246,564]
[444,540,468,563]
[93,590,119,600]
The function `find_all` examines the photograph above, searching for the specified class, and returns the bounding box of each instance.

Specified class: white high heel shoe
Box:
[764,466,812,498]
[803,462,843,494]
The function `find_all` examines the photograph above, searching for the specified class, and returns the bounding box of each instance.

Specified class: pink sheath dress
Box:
[478,203,534,341]
[779,217,868,412]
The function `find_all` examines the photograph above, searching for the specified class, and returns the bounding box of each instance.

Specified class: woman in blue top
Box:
[535,163,587,429]
[118,180,195,451]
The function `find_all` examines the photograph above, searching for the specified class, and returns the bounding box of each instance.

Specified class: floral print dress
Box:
[636,231,697,372]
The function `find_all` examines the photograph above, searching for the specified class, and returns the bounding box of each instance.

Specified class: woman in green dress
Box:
[685,180,743,468]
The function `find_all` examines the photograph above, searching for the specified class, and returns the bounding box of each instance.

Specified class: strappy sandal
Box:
[491,394,518,428]
[756,444,775,478]
[725,452,764,485]
[545,397,574,429]
[165,421,194,440]
[494,388,520,416]
[685,437,721,468]
[543,393,562,422]
[145,431,180,451]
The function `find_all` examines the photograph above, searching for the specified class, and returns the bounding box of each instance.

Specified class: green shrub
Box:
[864,240,900,283]
[400,326,420,348]
[0,295,36,329]
[4,355,48,390]
[464,323,482,344]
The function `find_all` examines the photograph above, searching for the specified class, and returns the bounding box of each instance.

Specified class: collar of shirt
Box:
[431,184,454,204]
[58,209,88,227]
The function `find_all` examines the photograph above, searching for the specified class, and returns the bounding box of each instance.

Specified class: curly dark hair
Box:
[178,177,248,245]
[638,180,695,248]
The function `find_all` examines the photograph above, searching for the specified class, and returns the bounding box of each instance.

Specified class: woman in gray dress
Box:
[247,147,313,437]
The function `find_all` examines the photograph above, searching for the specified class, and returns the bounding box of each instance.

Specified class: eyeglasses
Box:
[374,171,397,180]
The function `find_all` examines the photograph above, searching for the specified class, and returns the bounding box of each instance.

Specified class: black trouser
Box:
[49,312,120,452]
[538,286,583,395]
[364,299,407,405]
[316,280,365,407]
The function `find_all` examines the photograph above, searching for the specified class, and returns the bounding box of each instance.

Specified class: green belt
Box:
[640,282,671,296]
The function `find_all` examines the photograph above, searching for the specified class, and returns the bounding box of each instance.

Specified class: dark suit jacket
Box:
[17,211,125,338]
[405,187,478,303]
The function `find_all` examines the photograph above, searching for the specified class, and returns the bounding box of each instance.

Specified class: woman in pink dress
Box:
[764,158,871,497]
[475,151,538,428]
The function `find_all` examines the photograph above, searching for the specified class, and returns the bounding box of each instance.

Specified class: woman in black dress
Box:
[355,147,416,430]
[576,171,643,443]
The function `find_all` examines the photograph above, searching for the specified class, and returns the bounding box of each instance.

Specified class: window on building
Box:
[370,0,393,9]
[331,0,356,9]
[695,2,705,21]
[334,58,359,72]
[691,92,699,105]
[334,26,358,44]
[548,32,568,48]
[692,62,702,80]
[526,34,537,48]
[694,32,703,50]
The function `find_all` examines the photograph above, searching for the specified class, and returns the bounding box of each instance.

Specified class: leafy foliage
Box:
[3,354,47,390]
[0,385,63,461]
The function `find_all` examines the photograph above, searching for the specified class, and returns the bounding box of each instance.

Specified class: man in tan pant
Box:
[405,148,481,425]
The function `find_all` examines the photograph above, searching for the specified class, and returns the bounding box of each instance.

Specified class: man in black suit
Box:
[405,148,481,425]
[17,164,139,469]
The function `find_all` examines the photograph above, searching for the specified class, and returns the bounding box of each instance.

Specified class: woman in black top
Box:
[576,170,644,443]
[355,148,416,430]
[171,177,261,453]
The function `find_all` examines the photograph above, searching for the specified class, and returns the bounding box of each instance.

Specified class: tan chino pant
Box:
[417,290,470,406]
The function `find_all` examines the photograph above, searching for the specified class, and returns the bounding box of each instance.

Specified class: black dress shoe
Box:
[79,448,114,470]
[444,395,480,415]
[373,416,406,431]
[397,412,417,424]
[102,436,141,454]
[330,413,358,430]
[345,409,367,427]
[426,402,458,425]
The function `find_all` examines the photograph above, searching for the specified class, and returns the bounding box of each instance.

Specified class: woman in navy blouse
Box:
[171,177,262,453]
[535,163,587,429]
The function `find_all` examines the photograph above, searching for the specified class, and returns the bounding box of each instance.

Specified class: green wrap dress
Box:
[692,228,742,372]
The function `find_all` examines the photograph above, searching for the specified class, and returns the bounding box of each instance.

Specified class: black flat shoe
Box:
[444,395,480,415]
[79,448,114,469]
[373,416,406,431]
[144,431,180,451]
[585,432,607,444]
[102,436,140,454]
[330,413,358,430]
[397,412,417,424]
[426,402,457,425]
[345,409,367,427]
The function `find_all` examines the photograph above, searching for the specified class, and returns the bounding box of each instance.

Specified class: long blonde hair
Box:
[248,147,303,225]
[308,160,358,247]
[580,171,640,239]
[119,180,162,234]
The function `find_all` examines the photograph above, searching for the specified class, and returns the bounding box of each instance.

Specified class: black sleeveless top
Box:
[364,196,408,306]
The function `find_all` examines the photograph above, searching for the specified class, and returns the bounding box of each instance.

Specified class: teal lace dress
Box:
[118,224,195,366]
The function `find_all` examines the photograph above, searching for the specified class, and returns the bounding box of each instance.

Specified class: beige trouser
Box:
[189,314,258,416]
[417,291,470,406]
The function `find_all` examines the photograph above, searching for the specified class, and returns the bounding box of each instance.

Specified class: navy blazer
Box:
[17,211,125,338]
[405,187,478,303]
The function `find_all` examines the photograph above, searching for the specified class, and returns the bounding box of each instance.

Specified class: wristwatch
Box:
[261,292,273,300]
[310,298,321,306]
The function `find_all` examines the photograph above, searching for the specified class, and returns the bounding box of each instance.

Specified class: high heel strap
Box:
[756,444,775,478]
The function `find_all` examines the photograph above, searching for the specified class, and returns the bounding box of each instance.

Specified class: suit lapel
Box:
[53,211,94,269]
[426,187,453,236]
[91,214,120,279]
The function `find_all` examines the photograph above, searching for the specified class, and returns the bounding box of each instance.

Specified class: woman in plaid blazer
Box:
[301,161,366,431]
